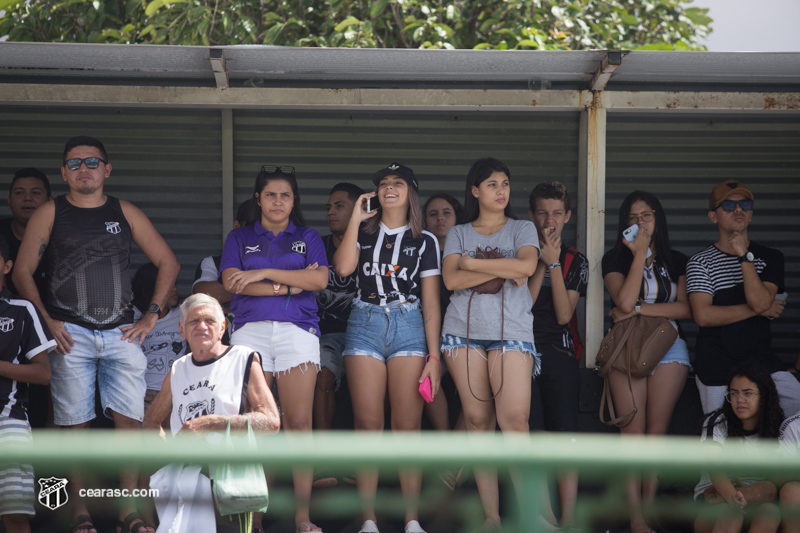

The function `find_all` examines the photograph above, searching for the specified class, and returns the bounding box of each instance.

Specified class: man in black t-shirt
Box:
[314,184,363,431]
[0,168,51,297]
[527,182,588,529]
[687,179,799,416]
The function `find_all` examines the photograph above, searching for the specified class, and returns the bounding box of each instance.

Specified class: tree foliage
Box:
[0,0,712,51]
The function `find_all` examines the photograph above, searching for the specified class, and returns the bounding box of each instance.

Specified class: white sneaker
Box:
[359,519,380,533]
[405,520,427,533]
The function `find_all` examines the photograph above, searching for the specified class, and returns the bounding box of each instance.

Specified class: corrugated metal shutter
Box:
[606,113,800,363]
[232,109,580,243]
[0,106,222,297]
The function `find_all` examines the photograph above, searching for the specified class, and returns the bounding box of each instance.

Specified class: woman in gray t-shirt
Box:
[441,158,540,531]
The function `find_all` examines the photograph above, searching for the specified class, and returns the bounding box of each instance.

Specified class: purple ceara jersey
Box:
[220,220,328,337]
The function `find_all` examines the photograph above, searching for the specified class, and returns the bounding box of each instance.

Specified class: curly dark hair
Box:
[713,362,784,438]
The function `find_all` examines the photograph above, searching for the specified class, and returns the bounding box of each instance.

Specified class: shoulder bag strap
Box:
[466,285,505,402]
[598,317,639,427]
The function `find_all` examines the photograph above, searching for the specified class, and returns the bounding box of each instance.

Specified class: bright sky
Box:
[690,0,800,52]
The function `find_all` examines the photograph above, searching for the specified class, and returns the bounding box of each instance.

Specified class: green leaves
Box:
[0,0,712,51]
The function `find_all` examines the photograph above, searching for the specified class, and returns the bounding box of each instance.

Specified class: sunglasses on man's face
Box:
[718,200,753,212]
[261,165,295,176]
[64,157,107,171]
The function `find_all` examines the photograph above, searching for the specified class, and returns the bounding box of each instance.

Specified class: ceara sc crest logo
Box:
[38,476,69,510]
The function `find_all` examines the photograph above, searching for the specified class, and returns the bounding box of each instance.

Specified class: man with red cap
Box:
[686,179,798,415]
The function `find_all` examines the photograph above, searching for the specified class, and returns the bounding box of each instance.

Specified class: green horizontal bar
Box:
[3,430,799,476]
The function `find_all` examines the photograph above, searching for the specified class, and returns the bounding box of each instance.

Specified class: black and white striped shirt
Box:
[355,223,441,307]
[686,242,784,385]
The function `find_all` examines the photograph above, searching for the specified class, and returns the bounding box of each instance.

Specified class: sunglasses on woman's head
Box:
[261,165,295,176]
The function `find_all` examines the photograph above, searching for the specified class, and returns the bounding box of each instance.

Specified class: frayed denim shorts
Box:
[440,333,541,377]
[343,299,428,363]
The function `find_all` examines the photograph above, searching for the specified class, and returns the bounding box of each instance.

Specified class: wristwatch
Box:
[738,251,754,263]
[547,262,562,271]
[148,303,162,315]
[635,304,642,316]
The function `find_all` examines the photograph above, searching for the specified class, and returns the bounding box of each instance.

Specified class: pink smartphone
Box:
[418,376,433,403]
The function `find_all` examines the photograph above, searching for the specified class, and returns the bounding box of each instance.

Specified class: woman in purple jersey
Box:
[221,165,328,533]
[333,163,442,533]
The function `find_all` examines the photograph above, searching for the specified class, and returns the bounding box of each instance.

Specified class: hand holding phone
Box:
[367,196,381,213]
[623,223,639,243]
[623,224,652,258]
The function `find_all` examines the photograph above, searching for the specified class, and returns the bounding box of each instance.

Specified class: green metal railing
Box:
[6,430,800,532]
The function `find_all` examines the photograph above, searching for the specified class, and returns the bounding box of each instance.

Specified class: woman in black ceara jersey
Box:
[332,163,442,533]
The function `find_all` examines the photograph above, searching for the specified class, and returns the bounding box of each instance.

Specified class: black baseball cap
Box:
[371,163,419,191]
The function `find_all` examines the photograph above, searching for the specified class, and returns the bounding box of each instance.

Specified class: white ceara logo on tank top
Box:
[0,317,13,333]
[105,221,121,234]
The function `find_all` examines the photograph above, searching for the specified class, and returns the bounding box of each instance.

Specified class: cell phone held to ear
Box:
[367,196,381,213]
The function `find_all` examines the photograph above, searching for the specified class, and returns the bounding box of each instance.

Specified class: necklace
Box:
[644,263,653,279]
[385,236,395,249]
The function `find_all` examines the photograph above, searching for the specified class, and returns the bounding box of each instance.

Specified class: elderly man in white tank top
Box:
[144,293,280,533]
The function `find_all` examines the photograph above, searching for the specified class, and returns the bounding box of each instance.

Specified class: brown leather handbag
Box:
[596,312,678,427]
[466,246,506,402]
[470,247,505,294]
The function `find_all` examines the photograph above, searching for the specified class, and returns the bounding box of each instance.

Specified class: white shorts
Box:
[231,320,320,376]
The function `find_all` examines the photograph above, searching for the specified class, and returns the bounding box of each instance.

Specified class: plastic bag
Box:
[212,418,269,516]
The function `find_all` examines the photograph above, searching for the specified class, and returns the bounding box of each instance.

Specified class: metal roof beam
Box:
[0,85,798,111]
[589,52,623,92]
[209,48,229,89]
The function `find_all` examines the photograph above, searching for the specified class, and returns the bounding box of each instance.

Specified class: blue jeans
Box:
[343,299,427,363]
[320,332,346,390]
[50,322,147,425]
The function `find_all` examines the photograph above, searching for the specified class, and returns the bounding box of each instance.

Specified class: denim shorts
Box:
[441,333,541,377]
[320,332,346,390]
[656,337,691,371]
[343,299,428,363]
[50,322,147,425]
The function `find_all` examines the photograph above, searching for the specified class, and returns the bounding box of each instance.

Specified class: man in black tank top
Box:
[13,136,180,533]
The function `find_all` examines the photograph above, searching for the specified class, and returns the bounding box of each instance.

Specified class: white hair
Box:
[179,293,225,325]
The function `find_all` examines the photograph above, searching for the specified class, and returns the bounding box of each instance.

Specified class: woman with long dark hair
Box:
[332,163,442,533]
[694,362,783,533]
[601,190,692,533]
[441,158,539,531]
[220,165,329,533]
